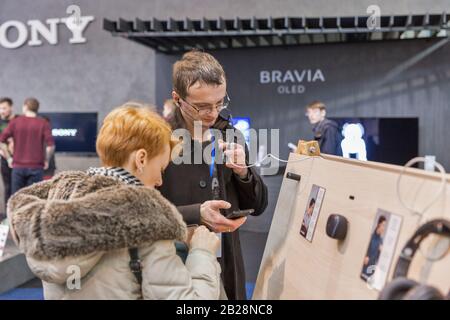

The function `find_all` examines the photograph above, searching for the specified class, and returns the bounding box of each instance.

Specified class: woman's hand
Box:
[189,226,220,254]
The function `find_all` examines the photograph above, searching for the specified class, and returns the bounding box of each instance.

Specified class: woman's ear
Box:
[135,149,148,172]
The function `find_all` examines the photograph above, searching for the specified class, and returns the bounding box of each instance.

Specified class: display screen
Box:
[329,117,419,166]
[39,112,98,154]
[231,117,251,146]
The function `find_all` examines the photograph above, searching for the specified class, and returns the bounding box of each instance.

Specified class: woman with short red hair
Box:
[7,102,223,300]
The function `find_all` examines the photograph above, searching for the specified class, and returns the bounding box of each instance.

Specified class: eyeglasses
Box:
[179,93,230,116]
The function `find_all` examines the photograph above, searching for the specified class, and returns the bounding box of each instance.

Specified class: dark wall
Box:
[157,39,450,168]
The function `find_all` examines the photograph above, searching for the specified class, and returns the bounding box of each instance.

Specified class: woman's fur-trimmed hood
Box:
[8,171,187,261]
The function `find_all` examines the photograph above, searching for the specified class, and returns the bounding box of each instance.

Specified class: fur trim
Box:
[8,171,187,260]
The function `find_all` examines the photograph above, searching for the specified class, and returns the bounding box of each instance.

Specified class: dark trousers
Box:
[0,158,12,219]
[1,157,12,206]
[11,168,44,195]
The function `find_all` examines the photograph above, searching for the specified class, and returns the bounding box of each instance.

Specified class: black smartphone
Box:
[225,209,254,219]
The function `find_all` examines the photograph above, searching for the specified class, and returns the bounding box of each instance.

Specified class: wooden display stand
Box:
[253,153,450,299]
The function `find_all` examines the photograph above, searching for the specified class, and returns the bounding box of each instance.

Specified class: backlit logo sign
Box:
[259,69,326,95]
[52,128,78,137]
[0,14,94,49]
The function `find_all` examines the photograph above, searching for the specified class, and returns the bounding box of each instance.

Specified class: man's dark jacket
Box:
[313,118,342,156]
[159,108,268,300]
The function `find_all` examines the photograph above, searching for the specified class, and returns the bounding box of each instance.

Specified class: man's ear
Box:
[172,91,181,107]
[321,110,327,118]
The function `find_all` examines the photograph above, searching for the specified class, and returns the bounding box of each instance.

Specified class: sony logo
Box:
[260,69,325,84]
[52,128,78,137]
[0,15,95,49]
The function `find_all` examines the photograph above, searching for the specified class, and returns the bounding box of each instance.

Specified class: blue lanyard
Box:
[209,132,216,178]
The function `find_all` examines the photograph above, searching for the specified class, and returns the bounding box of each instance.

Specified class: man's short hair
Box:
[0,97,13,106]
[24,97,40,112]
[172,50,226,99]
[306,101,326,111]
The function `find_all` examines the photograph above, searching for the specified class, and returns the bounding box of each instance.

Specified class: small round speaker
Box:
[326,214,348,240]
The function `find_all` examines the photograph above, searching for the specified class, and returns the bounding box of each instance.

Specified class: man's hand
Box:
[219,140,248,178]
[0,142,13,167]
[200,200,247,233]
[45,146,54,171]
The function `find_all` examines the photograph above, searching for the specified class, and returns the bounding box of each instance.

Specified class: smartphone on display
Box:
[225,209,254,219]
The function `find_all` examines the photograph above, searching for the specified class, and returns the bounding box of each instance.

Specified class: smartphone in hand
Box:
[225,209,254,220]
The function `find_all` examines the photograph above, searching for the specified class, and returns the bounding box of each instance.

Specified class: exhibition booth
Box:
[0,1,449,301]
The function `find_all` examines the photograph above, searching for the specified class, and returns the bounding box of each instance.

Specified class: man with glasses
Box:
[159,50,268,300]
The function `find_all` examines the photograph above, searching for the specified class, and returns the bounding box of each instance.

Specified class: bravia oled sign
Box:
[259,69,326,95]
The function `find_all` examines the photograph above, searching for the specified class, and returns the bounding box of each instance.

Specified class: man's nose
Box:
[207,107,219,115]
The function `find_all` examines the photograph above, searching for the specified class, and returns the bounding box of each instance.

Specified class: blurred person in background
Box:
[0,97,16,219]
[0,98,54,195]
[305,101,342,156]
[41,116,57,180]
